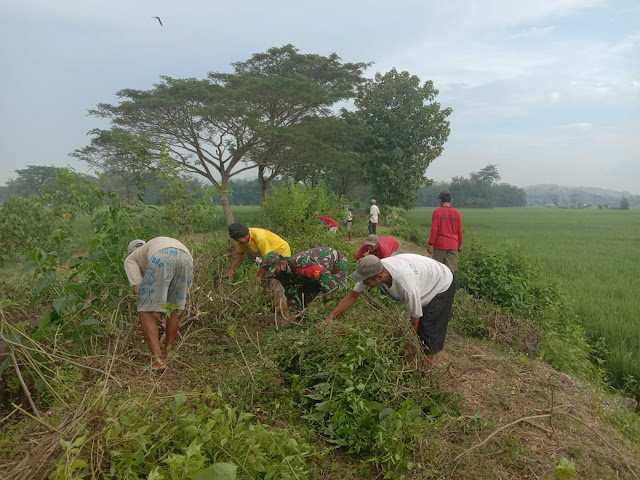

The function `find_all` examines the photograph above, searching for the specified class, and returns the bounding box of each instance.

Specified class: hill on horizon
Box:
[524,184,639,207]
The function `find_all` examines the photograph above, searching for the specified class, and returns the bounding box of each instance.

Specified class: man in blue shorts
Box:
[124,237,193,371]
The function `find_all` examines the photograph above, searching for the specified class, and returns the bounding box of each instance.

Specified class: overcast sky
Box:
[1,0,638,193]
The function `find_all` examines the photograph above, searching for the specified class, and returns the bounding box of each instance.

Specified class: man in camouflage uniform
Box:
[259,247,348,316]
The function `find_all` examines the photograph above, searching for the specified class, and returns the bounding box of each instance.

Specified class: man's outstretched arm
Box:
[320,290,362,327]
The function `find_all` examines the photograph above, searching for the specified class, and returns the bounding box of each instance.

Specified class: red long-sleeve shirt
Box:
[355,236,400,260]
[428,206,463,250]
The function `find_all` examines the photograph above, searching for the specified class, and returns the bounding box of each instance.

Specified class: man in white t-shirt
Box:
[321,254,457,366]
[368,199,380,234]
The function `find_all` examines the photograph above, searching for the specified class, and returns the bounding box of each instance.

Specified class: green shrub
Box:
[391,225,429,249]
[159,166,221,235]
[0,196,71,266]
[382,207,409,228]
[265,326,459,478]
[539,307,597,378]
[458,241,559,322]
[261,183,344,237]
[458,240,599,378]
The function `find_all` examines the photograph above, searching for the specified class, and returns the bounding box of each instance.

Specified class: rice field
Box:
[405,207,640,390]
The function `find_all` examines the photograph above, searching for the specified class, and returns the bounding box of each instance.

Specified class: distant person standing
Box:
[369,199,380,235]
[343,205,354,242]
[428,190,463,272]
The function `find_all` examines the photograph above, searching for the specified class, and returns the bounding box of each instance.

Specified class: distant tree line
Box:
[0,164,527,210]
[524,185,639,209]
[0,165,213,206]
[417,165,526,208]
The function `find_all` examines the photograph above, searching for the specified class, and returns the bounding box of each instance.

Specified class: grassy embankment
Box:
[2,204,639,479]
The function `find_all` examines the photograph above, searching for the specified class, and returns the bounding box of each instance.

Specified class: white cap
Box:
[127,239,146,255]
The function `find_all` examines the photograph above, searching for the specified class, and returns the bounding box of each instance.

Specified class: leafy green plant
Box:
[382,207,408,228]
[539,307,598,378]
[543,457,576,480]
[0,196,70,266]
[390,224,429,249]
[44,168,104,218]
[458,241,559,322]
[266,327,458,478]
[261,183,344,237]
[158,161,221,235]
[457,240,598,377]
[52,393,314,479]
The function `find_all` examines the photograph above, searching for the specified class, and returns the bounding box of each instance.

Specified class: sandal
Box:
[141,364,167,373]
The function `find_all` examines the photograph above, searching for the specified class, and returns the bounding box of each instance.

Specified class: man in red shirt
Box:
[428,190,463,272]
[355,234,400,260]
[318,216,339,232]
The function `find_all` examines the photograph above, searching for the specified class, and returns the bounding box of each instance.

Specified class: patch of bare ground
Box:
[431,333,640,479]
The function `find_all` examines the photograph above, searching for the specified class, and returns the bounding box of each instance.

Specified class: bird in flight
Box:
[152,16,163,26]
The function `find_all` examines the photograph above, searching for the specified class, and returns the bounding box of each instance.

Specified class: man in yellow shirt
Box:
[226,223,291,283]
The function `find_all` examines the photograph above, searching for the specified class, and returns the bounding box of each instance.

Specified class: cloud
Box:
[557,122,593,130]
[431,121,640,193]
[511,26,556,38]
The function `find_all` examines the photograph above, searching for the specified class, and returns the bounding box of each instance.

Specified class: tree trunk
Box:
[258,165,268,205]
[258,163,283,204]
[220,177,235,225]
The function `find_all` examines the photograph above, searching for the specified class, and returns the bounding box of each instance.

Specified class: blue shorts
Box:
[138,248,193,313]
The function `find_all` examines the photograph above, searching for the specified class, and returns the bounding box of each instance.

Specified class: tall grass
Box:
[406,207,640,392]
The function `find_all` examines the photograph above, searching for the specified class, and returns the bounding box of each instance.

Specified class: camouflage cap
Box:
[260,251,283,275]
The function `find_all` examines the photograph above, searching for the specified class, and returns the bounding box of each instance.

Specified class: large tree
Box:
[214,45,369,202]
[80,46,368,223]
[495,183,527,207]
[5,165,61,198]
[279,115,365,197]
[83,76,259,223]
[70,128,158,202]
[450,165,525,208]
[350,69,451,209]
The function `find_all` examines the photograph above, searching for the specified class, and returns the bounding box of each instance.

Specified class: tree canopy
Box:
[71,128,158,202]
[350,69,451,209]
[448,165,526,208]
[70,45,455,214]
[79,45,369,223]
[5,165,62,198]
